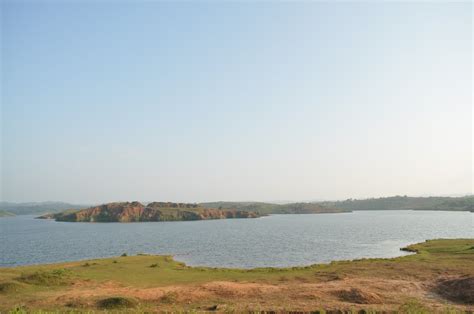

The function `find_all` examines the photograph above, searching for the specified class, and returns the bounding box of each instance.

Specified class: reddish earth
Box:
[32,276,473,312]
[40,201,260,222]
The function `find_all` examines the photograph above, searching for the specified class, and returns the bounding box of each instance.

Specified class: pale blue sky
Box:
[1,1,472,203]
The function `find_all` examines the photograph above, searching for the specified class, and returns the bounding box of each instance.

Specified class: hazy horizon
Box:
[1,192,473,206]
[1,2,472,204]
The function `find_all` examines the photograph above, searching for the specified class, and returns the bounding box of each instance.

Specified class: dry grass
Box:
[0,239,472,313]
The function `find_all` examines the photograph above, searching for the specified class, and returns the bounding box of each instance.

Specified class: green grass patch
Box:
[8,305,29,314]
[404,239,474,255]
[17,268,72,286]
[398,298,430,313]
[0,281,27,294]
[54,239,472,288]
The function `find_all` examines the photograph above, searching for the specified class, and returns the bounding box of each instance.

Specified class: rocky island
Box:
[38,202,261,222]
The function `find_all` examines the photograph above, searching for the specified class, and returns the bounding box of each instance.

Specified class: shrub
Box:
[96,296,138,309]
[65,298,88,309]
[334,288,381,304]
[434,276,474,304]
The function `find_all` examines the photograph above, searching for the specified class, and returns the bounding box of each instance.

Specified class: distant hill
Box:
[38,202,261,222]
[416,196,473,211]
[317,195,473,211]
[202,196,473,213]
[0,202,89,215]
[0,210,15,217]
[200,202,349,214]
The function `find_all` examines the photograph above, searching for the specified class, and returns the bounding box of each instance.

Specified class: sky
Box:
[1,1,472,204]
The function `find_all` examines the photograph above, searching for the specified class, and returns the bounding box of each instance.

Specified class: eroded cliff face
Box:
[40,202,261,222]
[52,202,145,222]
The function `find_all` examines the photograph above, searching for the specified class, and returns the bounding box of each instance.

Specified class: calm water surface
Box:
[1,210,472,268]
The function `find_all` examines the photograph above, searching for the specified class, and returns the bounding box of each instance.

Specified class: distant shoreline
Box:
[2,195,471,217]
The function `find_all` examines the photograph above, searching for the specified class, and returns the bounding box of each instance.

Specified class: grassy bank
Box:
[0,239,473,313]
[0,210,15,217]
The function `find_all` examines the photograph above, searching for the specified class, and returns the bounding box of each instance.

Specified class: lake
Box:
[1,210,472,268]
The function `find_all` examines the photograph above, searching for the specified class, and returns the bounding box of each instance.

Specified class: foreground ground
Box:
[0,239,473,313]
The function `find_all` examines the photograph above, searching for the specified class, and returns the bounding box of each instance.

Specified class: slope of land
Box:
[0,239,472,312]
[0,201,89,215]
[0,210,15,217]
[203,195,473,214]
[201,201,350,214]
[416,196,473,212]
[319,195,473,212]
[38,202,261,222]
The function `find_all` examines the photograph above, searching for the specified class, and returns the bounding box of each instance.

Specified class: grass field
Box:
[0,239,473,313]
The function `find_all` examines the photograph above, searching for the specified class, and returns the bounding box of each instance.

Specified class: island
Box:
[38,201,262,222]
[0,239,472,312]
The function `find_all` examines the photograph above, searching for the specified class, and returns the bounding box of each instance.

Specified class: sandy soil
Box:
[39,276,472,312]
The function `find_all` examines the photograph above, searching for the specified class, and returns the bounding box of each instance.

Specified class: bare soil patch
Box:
[333,288,382,304]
